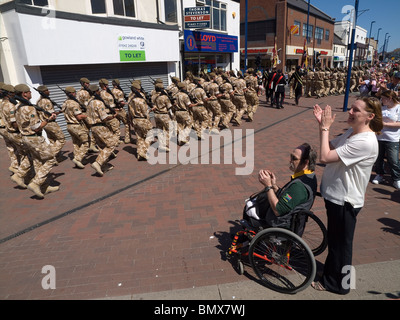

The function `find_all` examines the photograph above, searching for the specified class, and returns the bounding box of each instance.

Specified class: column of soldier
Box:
[0,68,260,199]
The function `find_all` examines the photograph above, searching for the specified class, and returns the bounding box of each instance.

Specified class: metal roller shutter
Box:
[39,62,169,138]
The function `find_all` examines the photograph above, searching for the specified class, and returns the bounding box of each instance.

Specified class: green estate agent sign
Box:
[118,35,146,62]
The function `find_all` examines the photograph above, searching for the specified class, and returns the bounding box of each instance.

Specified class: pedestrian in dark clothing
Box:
[274,69,286,109]
[289,66,306,106]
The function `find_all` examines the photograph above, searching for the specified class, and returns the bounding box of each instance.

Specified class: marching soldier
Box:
[76,77,98,153]
[152,83,173,151]
[231,70,248,126]
[314,67,324,98]
[245,68,259,121]
[330,68,338,95]
[111,79,131,144]
[323,68,331,96]
[206,73,223,131]
[61,86,89,169]
[99,79,121,143]
[218,73,236,129]
[86,84,119,176]
[305,68,314,97]
[1,84,31,189]
[174,82,194,145]
[288,67,296,99]
[36,86,66,159]
[191,77,211,139]
[14,84,59,199]
[337,68,345,95]
[289,66,306,106]
[349,68,357,92]
[128,82,154,161]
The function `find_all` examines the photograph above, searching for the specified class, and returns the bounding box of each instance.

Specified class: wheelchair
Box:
[227,210,327,294]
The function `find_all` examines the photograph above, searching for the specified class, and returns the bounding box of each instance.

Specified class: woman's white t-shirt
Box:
[378,104,400,142]
[321,129,378,208]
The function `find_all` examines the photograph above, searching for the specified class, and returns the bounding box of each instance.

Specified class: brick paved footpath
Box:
[0,93,399,300]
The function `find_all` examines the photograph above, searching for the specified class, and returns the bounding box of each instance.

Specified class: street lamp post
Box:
[385,36,391,61]
[244,0,248,71]
[367,21,375,64]
[382,32,389,61]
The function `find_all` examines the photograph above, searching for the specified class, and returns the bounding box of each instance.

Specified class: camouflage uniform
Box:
[218,79,236,129]
[1,94,31,184]
[245,71,259,122]
[174,83,193,144]
[128,90,153,160]
[36,94,66,156]
[99,86,121,142]
[231,75,248,125]
[15,92,57,198]
[330,69,338,95]
[62,96,89,167]
[206,79,223,131]
[86,95,119,175]
[191,84,211,138]
[111,86,131,144]
[305,69,314,97]
[324,69,331,96]
[337,69,345,95]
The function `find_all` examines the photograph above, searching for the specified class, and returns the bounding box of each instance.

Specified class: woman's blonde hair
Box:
[358,97,383,135]
[380,89,400,104]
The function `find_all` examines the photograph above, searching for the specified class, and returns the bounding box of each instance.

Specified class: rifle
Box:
[14,95,53,117]
[30,85,62,113]
[57,85,87,112]
[94,90,116,115]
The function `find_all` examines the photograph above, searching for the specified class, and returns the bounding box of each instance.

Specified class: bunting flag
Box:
[272,36,278,68]
[301,38,308,68]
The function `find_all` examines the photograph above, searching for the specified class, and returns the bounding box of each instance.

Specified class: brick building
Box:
[240,0,335,71]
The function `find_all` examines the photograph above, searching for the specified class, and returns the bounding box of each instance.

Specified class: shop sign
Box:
[184,30,238,53]
[118,35,146,62]
[184,7,211,29]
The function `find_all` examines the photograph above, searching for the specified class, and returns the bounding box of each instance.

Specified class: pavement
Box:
[0,91,399,302]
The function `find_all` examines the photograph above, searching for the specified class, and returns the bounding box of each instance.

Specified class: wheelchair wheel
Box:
[249,228,316,294]
[299,211,328,257]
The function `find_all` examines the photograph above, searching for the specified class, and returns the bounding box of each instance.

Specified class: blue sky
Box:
[311,0,399,52]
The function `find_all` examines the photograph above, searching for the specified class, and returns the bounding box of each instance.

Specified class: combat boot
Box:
[91,162,104,176]
[44,185,60,195]
[27,182,45,199]
[72,158,85,169]
[11,174,27,189]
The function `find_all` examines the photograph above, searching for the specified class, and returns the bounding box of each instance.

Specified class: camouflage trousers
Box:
[245,91,259,121]
[206,99,223,130]
[91,125,119,166]
[154,113,171,149]
[191,105,211,138]
[175,110,193,144]
[67,123,89,162]
[106,117,122,141]
[44,122,66,156]
[2,130,31,178]
[219,98,236,129]
[232,95,248,125]
[23,135,56,186]
[132,118,153,159]
[115,109,131,143]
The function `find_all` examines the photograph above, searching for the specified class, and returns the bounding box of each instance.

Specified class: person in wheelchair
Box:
[243,143,318,231]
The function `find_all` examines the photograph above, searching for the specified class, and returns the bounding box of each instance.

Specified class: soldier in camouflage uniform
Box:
[61,86,89,169]
[14,84,59,199]
[76,78,98,153]
[231,71,248,126]
[128,82,154,161]
[245,68,259,122]
[190,77,212,139]
[330,68,338,95]
[218,73,236,129]
[174,82,194,145]
[111,79,131,144]
[36,86,66,159]
[152,83,173,151]
[337,68,345,95]
[99,79,122,144]
[323,68,331,96]
[205,73,223,131]
[305,68,314,97]
[1,84,32,189]
[86,84,119,176]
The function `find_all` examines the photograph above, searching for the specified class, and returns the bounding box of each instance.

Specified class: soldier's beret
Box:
[131,81,141,90]
[155,78,163,84]
[37,85,48,92]
[3,84,15,93]
[99,79,109,85]
[155,83,164,89]
[65,86,76,93]
[80,78,90,84]
[171,77,180,82]
[89,84,99,92]
[112,79,120,85]
[14,84,30,93]
[177,82,187,90]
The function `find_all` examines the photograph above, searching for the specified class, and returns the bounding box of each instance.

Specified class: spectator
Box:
[372,90,400,189]
[359,75,371,97]
[312,97,383,294]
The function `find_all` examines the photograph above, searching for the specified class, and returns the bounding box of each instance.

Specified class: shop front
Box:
[184,30,239,75]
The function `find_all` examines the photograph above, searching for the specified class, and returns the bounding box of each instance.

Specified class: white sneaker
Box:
[393,180,400,190]
[372,174,384,185]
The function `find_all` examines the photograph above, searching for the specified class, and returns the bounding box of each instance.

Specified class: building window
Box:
[315,27,324,44]
[20,0,48,6]
[294,20,301,36]
[165,0,177,23]
[325,29,330,41]
[302,23,313,39]
[91,0,107,14]
[197,0,227,32]
[113,0,136,17]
